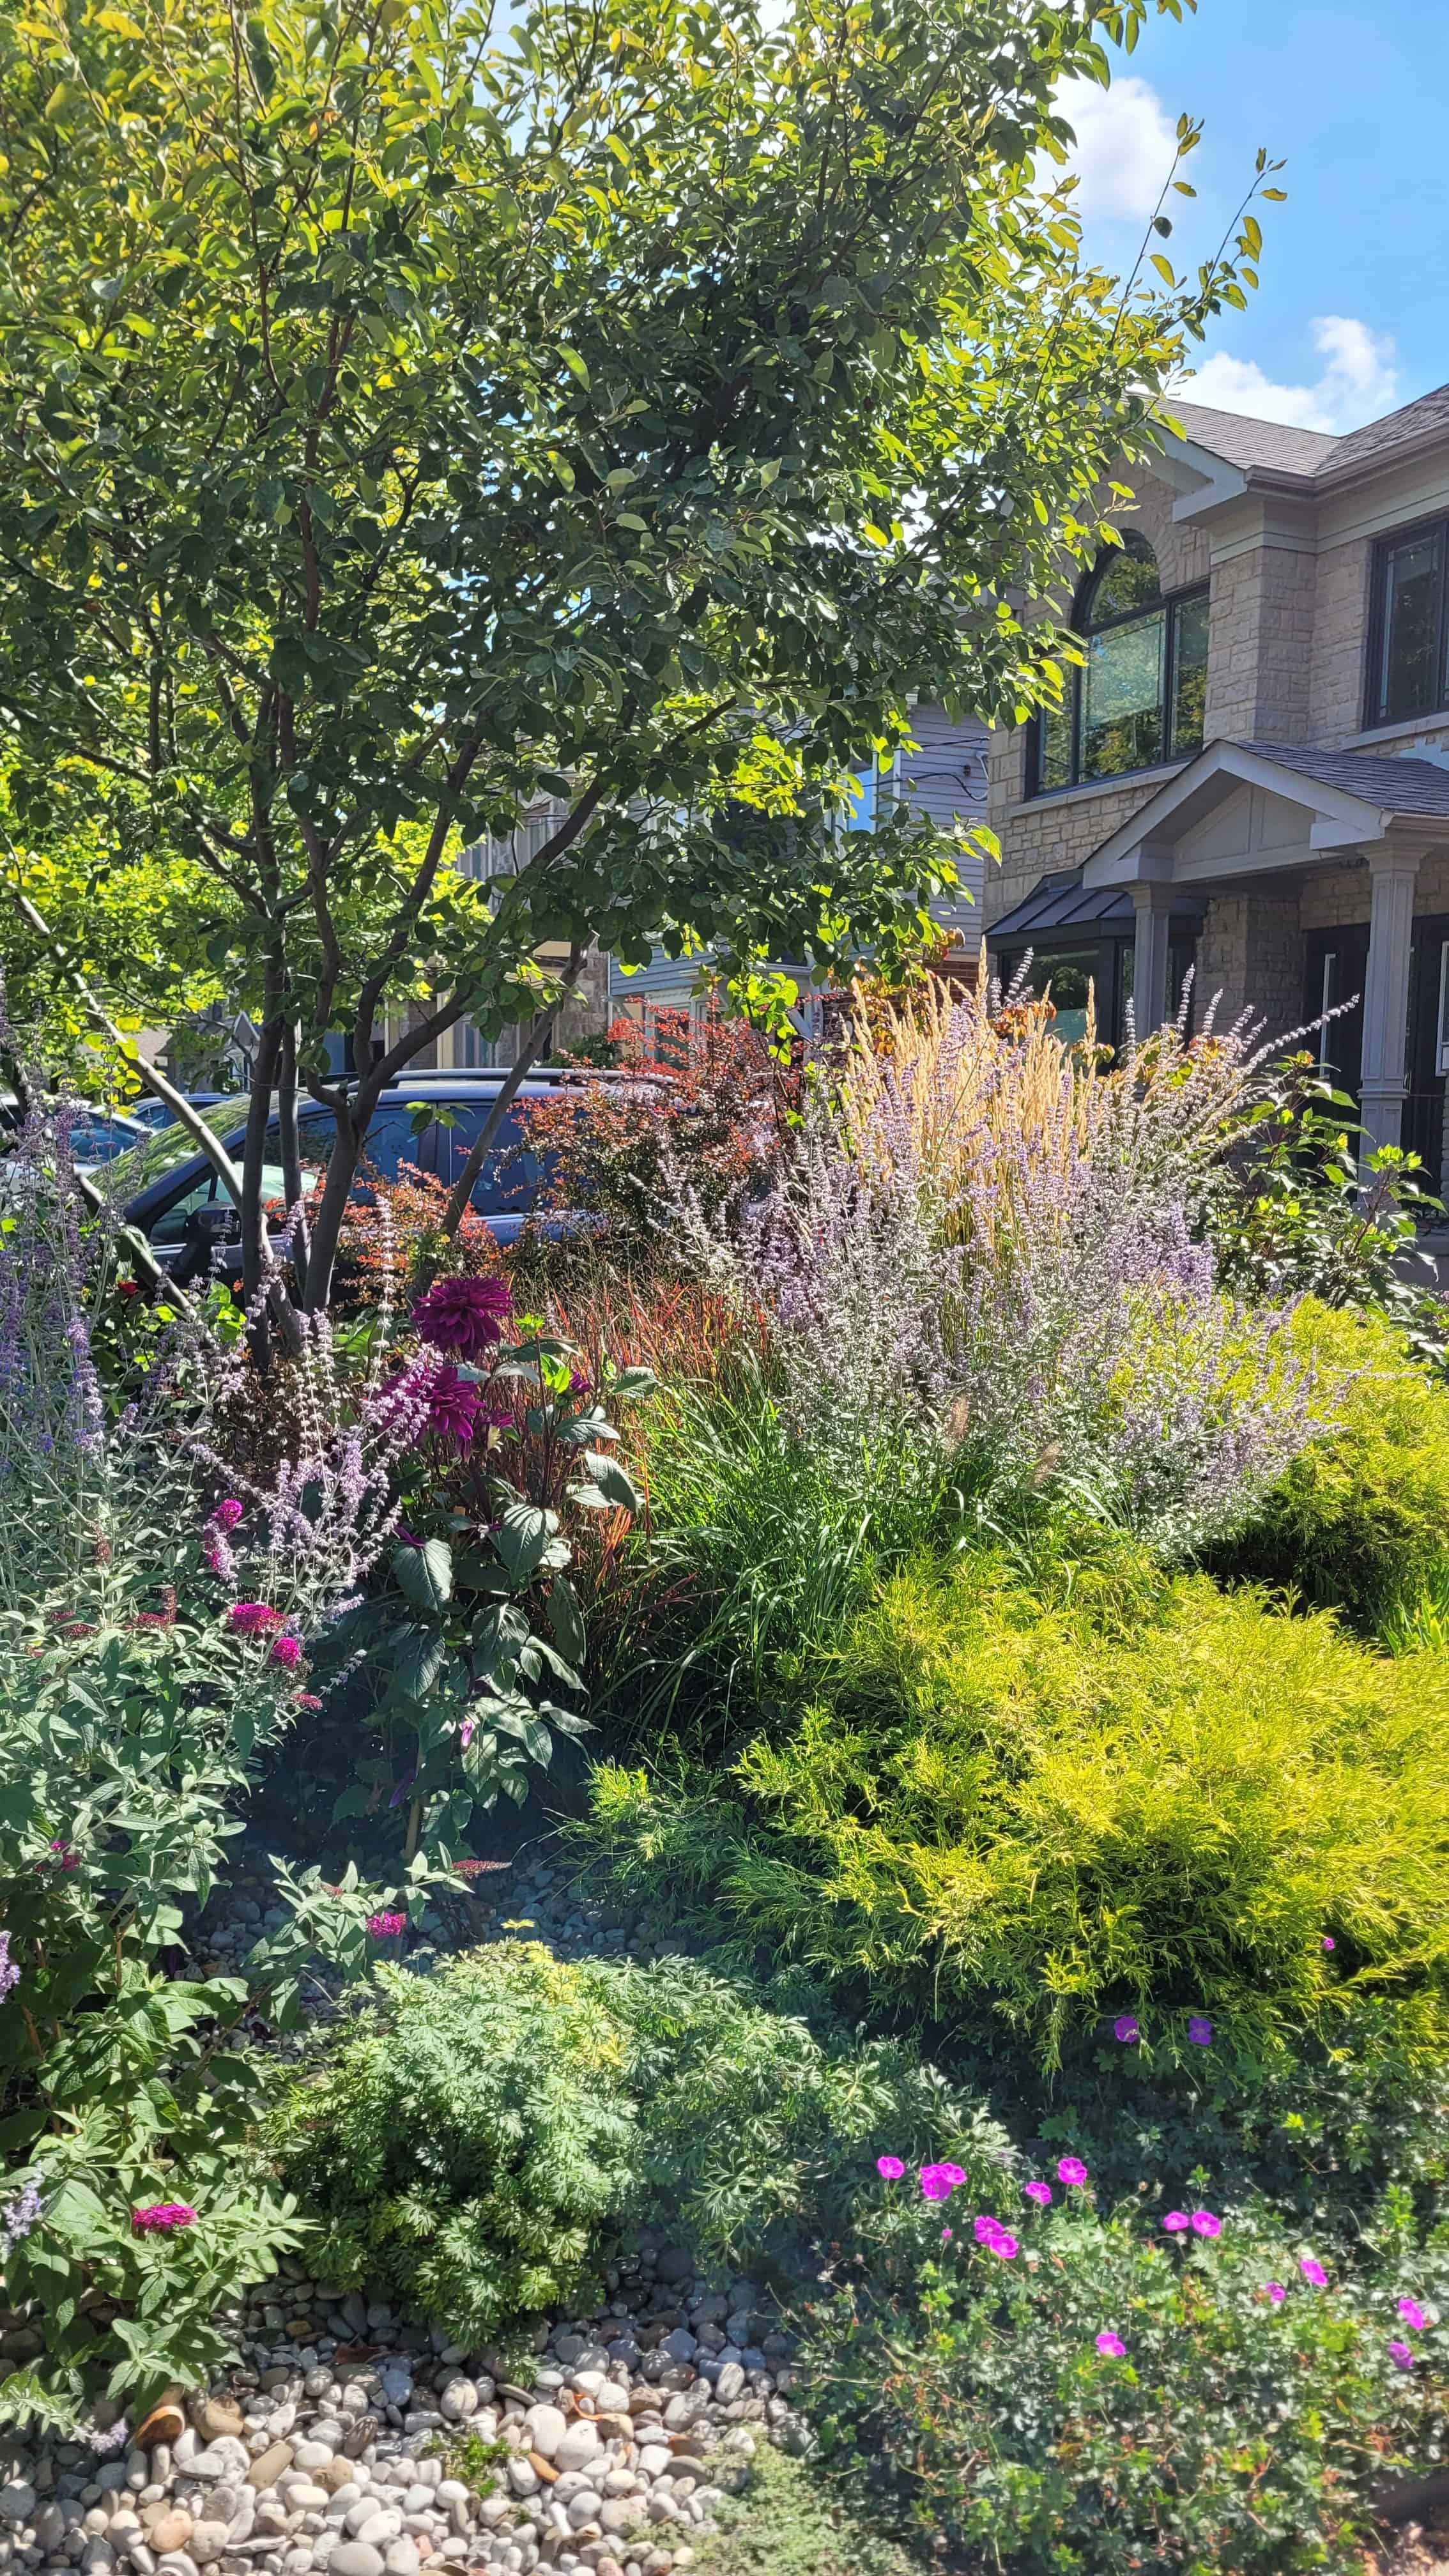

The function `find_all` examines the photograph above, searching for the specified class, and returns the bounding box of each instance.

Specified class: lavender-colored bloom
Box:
[0,2179,42,2253]
[1095,2332,1126,2359]
[1388,2340,1416,2370]
[1057,2157,1088,2187]
[88,2419,130,2457]
[411,1274,512,1361]
[1112,2014,1140,2043]
[1300,2257,1328,2288]
[1398,2297,1427,2331]
[877,2156,905,2181]
[1190,2211,1222,2239]
[1186,2016,1213,2046]
[1162,2212,1190,2234]
[1023,2180,1052,2208]
[0,1933,17,2005]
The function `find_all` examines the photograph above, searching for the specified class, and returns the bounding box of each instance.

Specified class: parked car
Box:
[0,1098,153,1176]
[102,1073,615,1279]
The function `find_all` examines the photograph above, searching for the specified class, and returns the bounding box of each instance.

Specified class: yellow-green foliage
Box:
[592,1549,1449,2062]
[1216,1299,1449,1625]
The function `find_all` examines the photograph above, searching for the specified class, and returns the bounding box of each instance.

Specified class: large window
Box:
[1032,537,1208,795]
[1368,518,1449,727]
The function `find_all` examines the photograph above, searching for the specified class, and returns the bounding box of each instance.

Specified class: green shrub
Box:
[583,1547,1449,2061]
[694,2441,924,2576]
[275,1943,1013,2341]
[1212,1298,1449,1628]
[804,2160,1449,2575]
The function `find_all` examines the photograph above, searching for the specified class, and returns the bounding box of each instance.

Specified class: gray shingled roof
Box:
[1160,383,1449,488]
[1243,741,1449,815]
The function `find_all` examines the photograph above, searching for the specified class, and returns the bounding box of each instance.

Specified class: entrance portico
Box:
[1080,740,1449,1153]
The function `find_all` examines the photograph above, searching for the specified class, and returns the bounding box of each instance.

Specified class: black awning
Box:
[987,870,1202,944]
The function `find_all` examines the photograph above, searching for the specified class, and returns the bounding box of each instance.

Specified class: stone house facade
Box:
[983,383,1449,1179]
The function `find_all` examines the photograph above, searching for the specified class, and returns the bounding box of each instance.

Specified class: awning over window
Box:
[988,870,1204,944]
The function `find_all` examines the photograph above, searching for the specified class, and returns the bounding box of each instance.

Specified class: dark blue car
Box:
[105,1073,592,1276]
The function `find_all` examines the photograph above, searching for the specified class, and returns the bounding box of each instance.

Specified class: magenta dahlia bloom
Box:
[1300,2257,1328,2288]
[411,1274,512,1360]
[1190,2211,1222,2239]
[132,2202,195,2234]
[270,1634,303,1671]
[365,1910,407,1938]
[1398,2297,1427,2331]
[877,2156,905,2181]
[1023,2181,1052,2208]
[1095,2332,1126,2359]
[420,1363,483,1446]
[227,1602,282,1636]
[1057,2157,1088,2187]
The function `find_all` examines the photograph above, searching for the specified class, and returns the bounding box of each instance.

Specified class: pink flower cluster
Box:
[1162,2209,1222,2238]
[132,2202,195,2234]
[227,1601,282,1636]
[365,1911,407,1939]
[973,2213,1018,2260]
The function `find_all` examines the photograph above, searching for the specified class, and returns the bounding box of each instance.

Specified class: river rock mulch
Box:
[0,1848,811,2576]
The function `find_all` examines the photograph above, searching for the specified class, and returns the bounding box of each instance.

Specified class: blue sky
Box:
[1059,0,1448,433]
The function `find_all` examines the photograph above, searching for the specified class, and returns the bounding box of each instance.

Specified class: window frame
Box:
[1364,512,1449,732]
[1029,548,1210,800]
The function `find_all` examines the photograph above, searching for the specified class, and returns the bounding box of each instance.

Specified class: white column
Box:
[1131,882,1174,1038]
[1359,849,1420,1155]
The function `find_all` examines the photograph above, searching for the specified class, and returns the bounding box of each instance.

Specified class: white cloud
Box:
[1177,316,1400,434]
[1053,74,1181,224]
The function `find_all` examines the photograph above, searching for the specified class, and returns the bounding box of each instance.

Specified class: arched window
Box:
[1033,533,1208,794]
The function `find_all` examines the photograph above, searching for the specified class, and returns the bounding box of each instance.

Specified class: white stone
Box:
[552,2429,599,2478]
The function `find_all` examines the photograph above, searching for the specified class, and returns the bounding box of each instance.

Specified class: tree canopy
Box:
[0,0,1273,1308]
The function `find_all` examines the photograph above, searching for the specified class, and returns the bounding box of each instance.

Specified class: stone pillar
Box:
[1131,882,1175,1038]
[1359,850,1420,1155]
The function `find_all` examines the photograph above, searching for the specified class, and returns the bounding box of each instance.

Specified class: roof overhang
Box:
[1082,740,1449,890]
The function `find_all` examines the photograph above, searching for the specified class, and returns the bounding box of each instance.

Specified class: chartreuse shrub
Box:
[582,1545,1449,2062]
[802,2152,1449,2576]
[275,1943,1012,2342]
[1212,1297,1449,1630]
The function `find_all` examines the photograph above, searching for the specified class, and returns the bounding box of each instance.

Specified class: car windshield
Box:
[100,1095,252,1200]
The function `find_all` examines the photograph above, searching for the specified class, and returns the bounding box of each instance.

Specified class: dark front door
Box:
[1303,924,1368,1103]
[1406,916,1449,1185]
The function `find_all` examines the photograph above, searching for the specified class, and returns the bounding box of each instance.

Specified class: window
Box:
[1368,519,1449,726]
[1032,537,1208,795]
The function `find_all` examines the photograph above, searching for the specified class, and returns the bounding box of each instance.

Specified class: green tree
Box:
[0,0,1272,1310]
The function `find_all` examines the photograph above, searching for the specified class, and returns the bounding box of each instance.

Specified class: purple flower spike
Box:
[1264,2282,1286,2305]
[1057,2157,1088,2187]
[1023,2181,1052,2208]
[1095,2332,1126,2359]
[1186,2016,1213,2046]
[1388,2340,1416,2370]
[1398,2298,1427,2331]
[877,2156,905,2181]
[1112,2014,1140,2044]
[1162,2211,1190,2234]
[1300,2257,1328,2288]
[1190,2211,1222,2239]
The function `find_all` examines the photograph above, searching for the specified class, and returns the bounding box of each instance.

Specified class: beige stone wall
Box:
[1204,528,1317,743]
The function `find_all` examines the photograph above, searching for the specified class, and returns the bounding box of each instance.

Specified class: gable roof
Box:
[1241,741,1449,816]
[1160,382,1449,492]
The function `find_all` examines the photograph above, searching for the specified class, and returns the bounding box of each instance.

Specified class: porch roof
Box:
[1080,738,1449,891]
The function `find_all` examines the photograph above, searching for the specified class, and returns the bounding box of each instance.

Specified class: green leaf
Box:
[494,1503,559,1586]
[579,1452,641,1513]
[390,1627,450,1701]
[548,1572,586,1666]
[393,1538,453,1614]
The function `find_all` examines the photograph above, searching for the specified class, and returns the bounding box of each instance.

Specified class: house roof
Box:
[1160,382,1449,491]
[1240,741,1449,816]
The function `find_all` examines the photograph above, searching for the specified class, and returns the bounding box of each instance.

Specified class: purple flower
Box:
[210,1498,244,1530]
[990,2232,1018,2260]
[1186,2016,1213,2046]
[1095,2332,1126,2359]
[877,2156,905,2181]
[919,2166,953,2204]
[418,1363,482,1447]
[1112,2014,1140,2044]
[1388,2340,1416,2370]
[1264,2281,1286,2305]
[411,1274,512,1361]
[365,1911,407,1939]
[227,1601,282,1636]
[47,1838,79,1871]
[132,2202,195,2234]
[1300,2257,1328,2288]
[269,1634,303,1671]
[1057,2157,1088,2187]
[1398,2298,1427,2332]
[1162,2212,1190,2234]
[1190,2211,1222,2239]
[974,2214,1004,2245]
[0,2180,41,2252]
[1321,1935,1335,1952]
[937,2162,967,2187]
[940,2226,953,2244]
[0,1934,18,2005]
[1023,2181,1052,2208]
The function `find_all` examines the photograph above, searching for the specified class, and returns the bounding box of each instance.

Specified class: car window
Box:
[350,1107,427,1184]
[430,1105,556,1213]
[103,1096,252,1201]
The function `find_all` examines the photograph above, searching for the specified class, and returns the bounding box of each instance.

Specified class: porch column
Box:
[1131,882,1174,1038]
[1359,849,1420,1155]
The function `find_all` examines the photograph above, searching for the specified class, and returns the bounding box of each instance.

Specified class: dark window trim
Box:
[1363,512,1449,732]
[1029,550,1209,800]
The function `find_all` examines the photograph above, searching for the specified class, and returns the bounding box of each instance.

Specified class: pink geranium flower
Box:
[1398,2297,1427,2331]
[877,2156,905,2181]
[1057,2157,1088,2187]
[1023,2181,1052,2208]
[1388,2340,1416,2370]
[1300,2257,1328,2288]
[1095,2332,1126,2358]
[1162,2212,1190,2234]
[1264,2281,1286,2305]
[919,2166,953,2204]
[1190,2211,1222,2239]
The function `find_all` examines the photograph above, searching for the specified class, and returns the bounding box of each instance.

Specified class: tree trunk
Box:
[240,1005,285,1307]
[277,1021,309,1302]
[438,947,586,1243]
